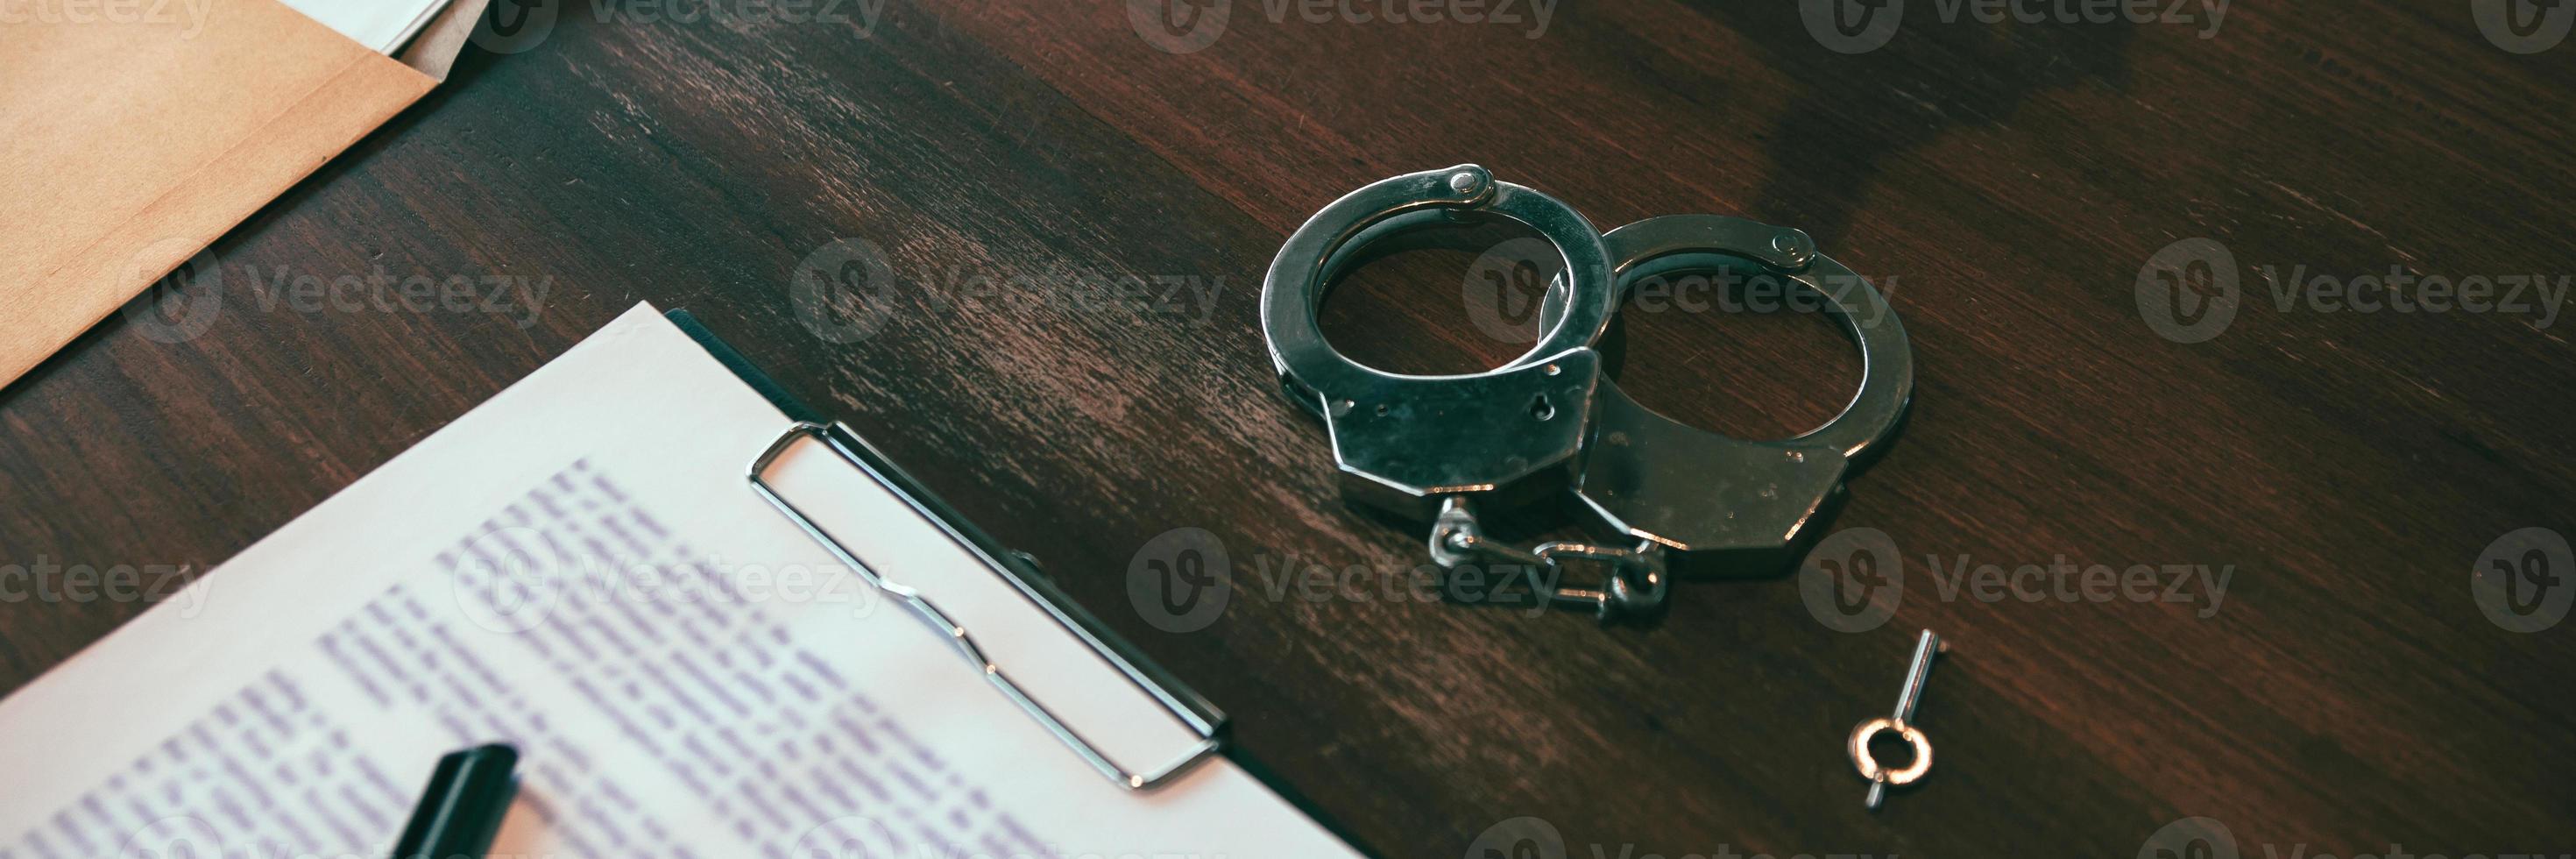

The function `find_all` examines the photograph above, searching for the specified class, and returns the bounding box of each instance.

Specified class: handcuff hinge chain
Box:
[1427,497,1670,622]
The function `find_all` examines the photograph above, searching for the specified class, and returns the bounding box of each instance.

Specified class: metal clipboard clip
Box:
[747,421,1225,792]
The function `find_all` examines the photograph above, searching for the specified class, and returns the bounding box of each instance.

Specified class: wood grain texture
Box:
[4,1,2573,855]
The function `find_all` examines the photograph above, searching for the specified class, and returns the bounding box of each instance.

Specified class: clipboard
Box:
[0,302,1370,857]
[665,309,1231,792]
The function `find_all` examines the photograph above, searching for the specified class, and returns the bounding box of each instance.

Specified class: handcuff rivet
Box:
[1447,170,1484,195]
[1771,229,1815,266]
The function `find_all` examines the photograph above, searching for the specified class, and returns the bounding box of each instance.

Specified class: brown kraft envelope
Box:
[0,0,492,388]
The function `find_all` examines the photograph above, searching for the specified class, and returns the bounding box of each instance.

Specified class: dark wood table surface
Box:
[5,1,2574,855]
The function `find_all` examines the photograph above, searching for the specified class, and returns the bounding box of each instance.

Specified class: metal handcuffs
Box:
[1261,166,1914,621]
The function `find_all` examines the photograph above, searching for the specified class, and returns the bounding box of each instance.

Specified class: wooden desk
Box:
[4,1,2572,854]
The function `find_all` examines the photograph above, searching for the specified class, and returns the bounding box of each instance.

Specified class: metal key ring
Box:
[1568,214,1913,574]
[1262,165,1618,517]
[1848,717,1934,785]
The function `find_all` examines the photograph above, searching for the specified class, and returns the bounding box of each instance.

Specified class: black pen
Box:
[392,743,520,859]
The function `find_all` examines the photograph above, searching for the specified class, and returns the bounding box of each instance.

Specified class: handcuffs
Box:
[1261,165,1914,622]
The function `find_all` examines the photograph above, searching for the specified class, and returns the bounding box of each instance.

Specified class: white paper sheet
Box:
[0,303,1357,859]
[280,0,454,53]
